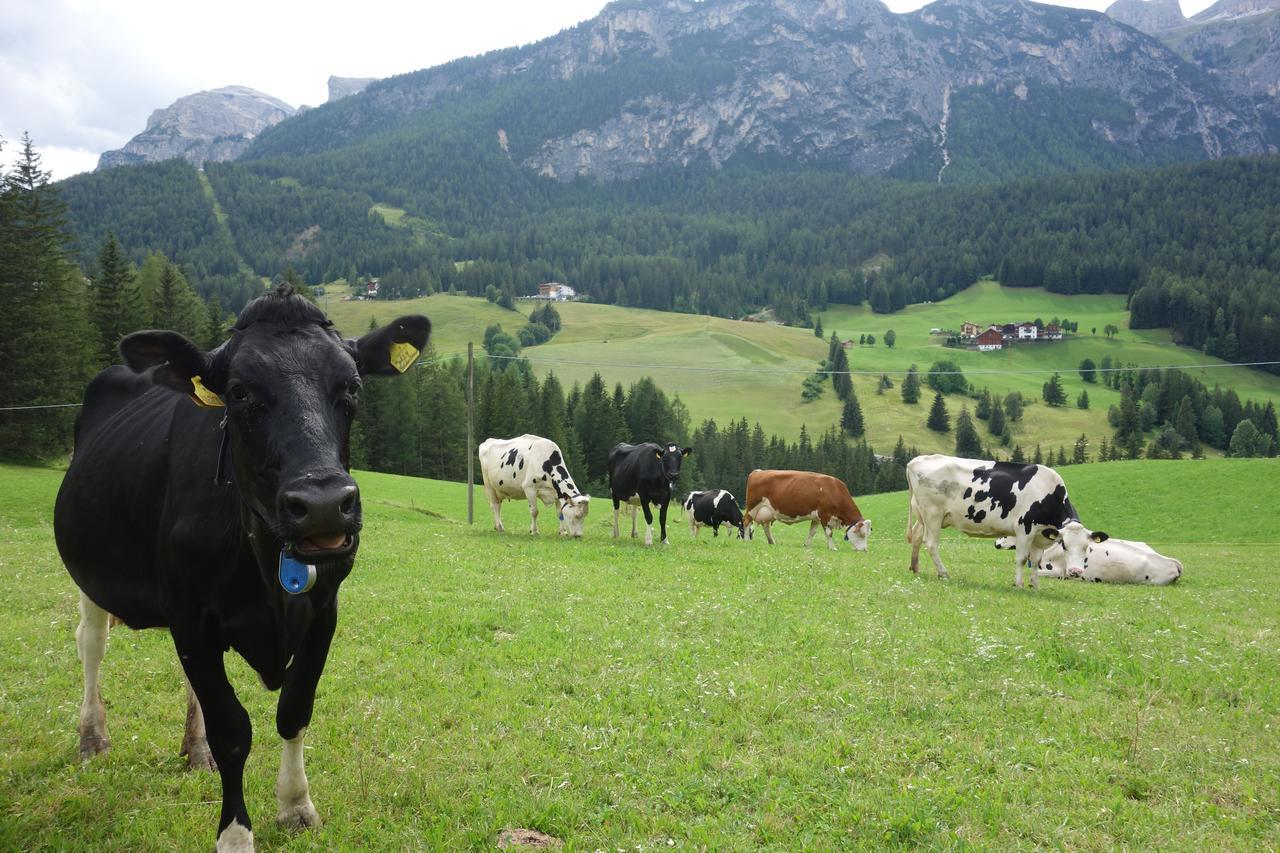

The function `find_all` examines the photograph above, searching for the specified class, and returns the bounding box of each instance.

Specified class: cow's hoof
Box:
[216,821,254,852]
[183,741,217,771]
[78,734,109,760]
[277,800,321,831]
[937,573,949,580]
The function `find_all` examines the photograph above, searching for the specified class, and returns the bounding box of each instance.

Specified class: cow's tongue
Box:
[299,533,347,552]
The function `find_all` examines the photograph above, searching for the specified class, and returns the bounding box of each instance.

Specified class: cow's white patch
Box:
[712,490,728,510]
[76,592,110,759]
[276,728,320,829]
[216,820,254,852]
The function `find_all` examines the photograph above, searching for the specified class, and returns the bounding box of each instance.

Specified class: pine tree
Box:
[91,233,146,365]
[988,397,1006,436]
[1011,444,1026,463]
[814,317,824,339]
[1004,391,1024,421]
[975,388,991,420]
[1079,358,1097,383]
[1043,372,1067,407]
[1172,395,1199,454]
[902,365,921,404]
[1076,389,1089,409]
[927,391,950,433]
[0,134,95,458]
[841,388,865,437]
[1033,444,1044,465]
[1073,434,1089,464]
[954,407,982,456]
[884,329,896,348]
[830,346,852,400]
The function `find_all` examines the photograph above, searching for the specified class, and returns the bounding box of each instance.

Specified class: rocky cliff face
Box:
[97,86,295,171]
[245,0,1273,182]
[1105,0,1187,33]
[327,76,378,102]
[1191,0,1280,22]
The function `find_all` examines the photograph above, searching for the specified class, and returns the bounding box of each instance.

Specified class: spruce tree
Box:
[902,365,921,404]
[1043,372,1067,407]
[1076,389,1089,409]
[0,134,95,458]
[926,391,950,433]
[1004,391,1024,421]
[814,317,824,339]
[988,397,1006,436]
[830,346,852,400]
[1011,444,1026,463]
[954,407,982,456]
[841,388,865,438]
[91,233,146,365]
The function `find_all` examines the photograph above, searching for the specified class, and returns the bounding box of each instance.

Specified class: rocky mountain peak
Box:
[1105,0,1188,33]
[328,76,378,102]
[1191,0,1280,21]
[98,85,295,171]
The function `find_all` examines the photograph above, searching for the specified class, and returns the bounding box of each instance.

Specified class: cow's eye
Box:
[345,378,362,398]
[228,383,249,402]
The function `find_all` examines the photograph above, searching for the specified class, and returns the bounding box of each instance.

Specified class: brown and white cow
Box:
[743,469,871,551]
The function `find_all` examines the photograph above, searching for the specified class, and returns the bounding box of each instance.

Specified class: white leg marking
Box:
[805,520,818,548]
[216,819,254,852]
[276,728,320,829]
[527,490,539,535]
[824,524,838,552]
[182,676,216,770]
[76,592,110,759]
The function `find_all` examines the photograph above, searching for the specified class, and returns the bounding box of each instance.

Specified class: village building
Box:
[1045,323,1063,340]
[960,321,982,338]
[537,282,577,301]
[976,329,1004,351]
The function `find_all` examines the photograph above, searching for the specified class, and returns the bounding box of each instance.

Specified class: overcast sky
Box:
[1,0,1218,181]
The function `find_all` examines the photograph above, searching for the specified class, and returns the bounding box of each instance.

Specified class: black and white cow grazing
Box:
[54,284,429,851]
[478,434,590,537]
[607,442,692,545]
[905,454,1108,588]
[682,489,745,538]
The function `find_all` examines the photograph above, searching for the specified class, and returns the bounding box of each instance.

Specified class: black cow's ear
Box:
[120,331,219,399]
[682,446,694,457]
[350,315,431,377]
[654,450,663,459]
[1042,527,1060,541]
[1091,531,1110,543]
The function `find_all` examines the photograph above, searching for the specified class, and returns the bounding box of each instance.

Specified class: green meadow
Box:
[320,281,1280,452]
[3,458,1277,849]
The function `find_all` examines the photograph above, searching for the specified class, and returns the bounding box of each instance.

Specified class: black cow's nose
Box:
[280,476,358,536]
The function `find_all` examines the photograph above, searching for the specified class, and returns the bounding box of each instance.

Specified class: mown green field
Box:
[320,281,1280,453]
[3,459,1277,849]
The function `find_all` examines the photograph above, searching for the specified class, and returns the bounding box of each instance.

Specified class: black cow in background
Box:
[607,442,692,545]
[683,489,745,538]
[54,284,429,852]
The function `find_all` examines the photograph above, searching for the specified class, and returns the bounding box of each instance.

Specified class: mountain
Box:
[97,85,295,171]
[327,76,378,102]
[1191,0,1279,22]
[1105,0,1188,33]
[243,0,1268,183]
[1105,0,1280,142]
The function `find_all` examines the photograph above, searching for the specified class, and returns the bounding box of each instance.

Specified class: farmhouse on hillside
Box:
[537,282,577,301]
[976,329,1004,351]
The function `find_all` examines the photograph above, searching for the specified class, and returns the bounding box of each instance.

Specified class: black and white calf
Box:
[607,442,692,545]
[682,489,745,538]
[905,454,1108,588]
[478,434,590,537]
[54,284,429,851]
[994,535,1181,585]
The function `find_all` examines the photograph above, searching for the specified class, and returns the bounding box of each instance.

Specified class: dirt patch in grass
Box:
[497,828,563,848]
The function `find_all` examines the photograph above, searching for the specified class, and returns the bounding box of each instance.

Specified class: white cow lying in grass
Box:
[994,536,1183,585]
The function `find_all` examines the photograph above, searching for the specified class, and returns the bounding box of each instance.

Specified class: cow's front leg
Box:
[1012,537,1035,589]
[823,522,838,551]
[924,532,948,579]
[658,501,670,545]
[75,591,110,759]
[642,502,655,546]
[274,604,337,832]
[175,636,254,852]
[689,516,698,538]
[805,520,819,547]
[612,500,621,539]
[181,675,216,770]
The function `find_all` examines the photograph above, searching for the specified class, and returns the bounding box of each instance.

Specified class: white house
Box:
[538,282,576,301]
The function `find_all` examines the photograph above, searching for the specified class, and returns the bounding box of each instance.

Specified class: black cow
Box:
[682,489,745,538]
[54,284,429,851]
[607,442,692,545]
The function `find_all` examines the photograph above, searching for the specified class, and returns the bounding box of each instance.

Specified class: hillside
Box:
[3,458,1277,848]
[326,280,1280,452]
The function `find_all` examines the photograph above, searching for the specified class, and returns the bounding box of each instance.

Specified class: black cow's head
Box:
[121,284,429,586]
[655,443,692,488]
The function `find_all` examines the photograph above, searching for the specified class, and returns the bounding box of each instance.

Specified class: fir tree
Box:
[830,346,852,400]
[841,388,865,438]
[1043,372,1067,407]
[954,407,982,456]
[1004,391,1024,421]
[902,365,921,404]
[1076,389,1089,409]
[1011,444,1026,463]
[988,398,1006,436]
[1073,434,1088,464]
[92,233,146,365]
[814,317,824,339]
[926,391,950,433]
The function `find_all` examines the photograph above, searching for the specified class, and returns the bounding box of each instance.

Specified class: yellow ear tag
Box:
[388,341,420,374]
[189,375,224,408]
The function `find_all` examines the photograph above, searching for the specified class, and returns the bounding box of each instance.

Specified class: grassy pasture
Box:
[2,459,1277,849]
[318,281,1280,452]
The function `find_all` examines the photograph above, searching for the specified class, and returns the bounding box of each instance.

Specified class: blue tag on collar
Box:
[278,551,317,595]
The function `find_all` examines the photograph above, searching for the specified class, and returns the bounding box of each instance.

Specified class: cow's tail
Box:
[904,474,920,545]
